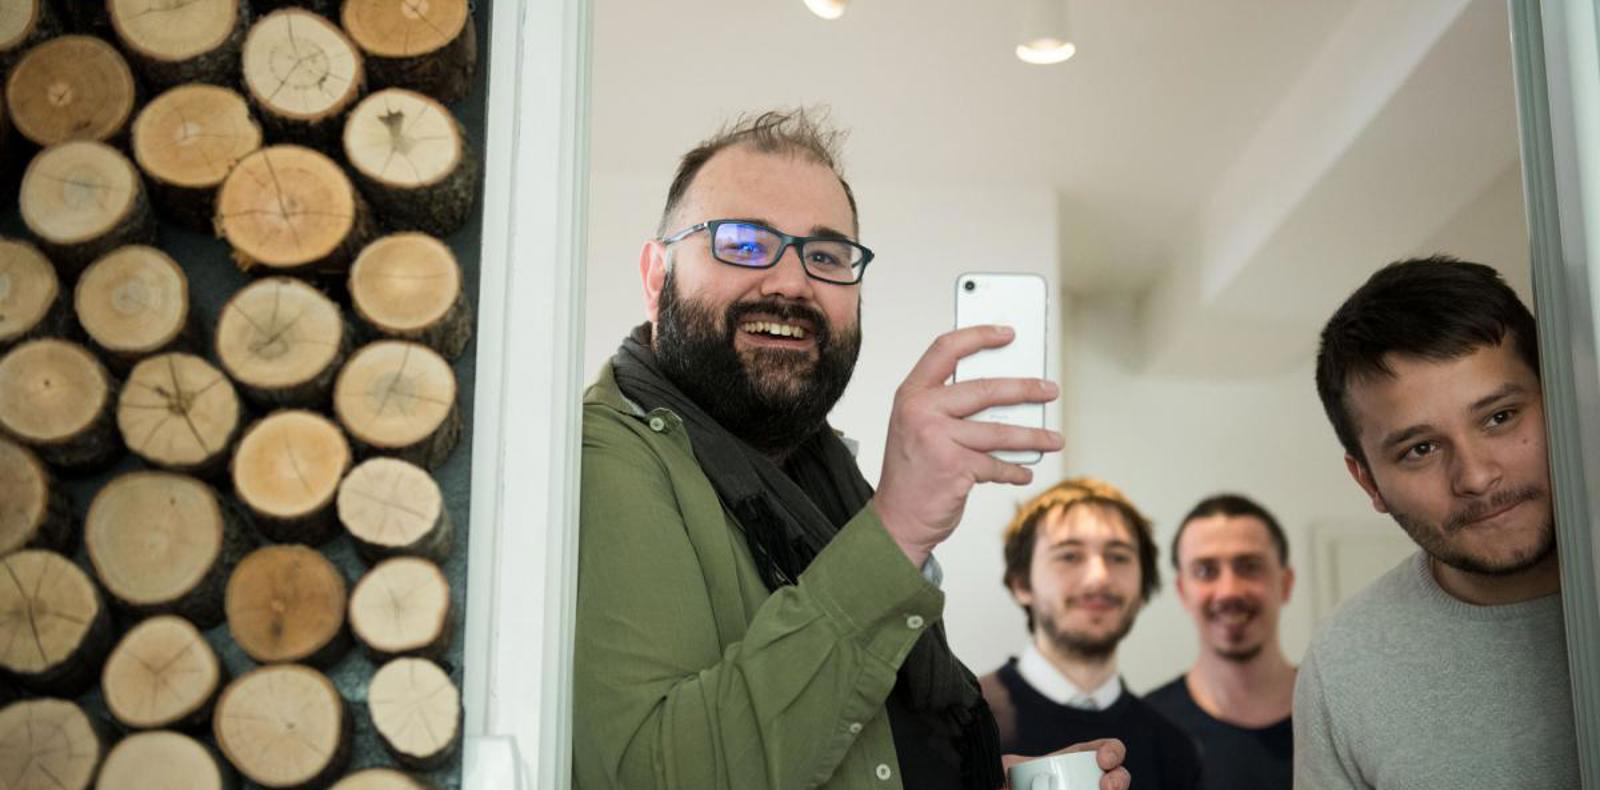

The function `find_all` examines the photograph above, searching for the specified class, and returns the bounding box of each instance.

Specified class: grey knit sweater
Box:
[1293,550,1580,789]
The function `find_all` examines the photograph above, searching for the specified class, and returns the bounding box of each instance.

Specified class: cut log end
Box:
[334,341,459,468]
[216,145,362,275]
[102,615,222,730]
[332,768,436,790]
[215,277,346,408]
[342,0,474,104]
[343,89,477,236]
[215,664,350,789]
[75,245,190,361]
[0,437,76,556]
[368,657,461,770]
[349,556,451,659]
[225,544,347,665]
[0,549,110,696]
[350,233,472,359]
[231,410,350,543]
[0,698,104,790]
[19,142,148,265]
[4,35,136,146]
[86,471,226,612]
[0,1,47,53]
[0,338,119,471]
[110,0,238,64]
[98,730,232,790]
[243,9,363,129]
[0,237,60,349]
[337,456,450,562]
[118,353,241,473]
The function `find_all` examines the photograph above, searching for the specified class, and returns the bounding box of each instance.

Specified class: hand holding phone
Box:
[953,272,1049,464]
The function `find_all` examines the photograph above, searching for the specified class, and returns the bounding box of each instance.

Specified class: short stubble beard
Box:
[654,268,862,456]
[1384,483,1555,577]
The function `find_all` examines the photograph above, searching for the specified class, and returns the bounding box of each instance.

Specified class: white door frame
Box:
[461,0,590,787]
[1509,0,1600,786]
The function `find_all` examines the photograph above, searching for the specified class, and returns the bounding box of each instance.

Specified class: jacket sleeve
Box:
[573,410,942,790]
[1293,648,1367,790]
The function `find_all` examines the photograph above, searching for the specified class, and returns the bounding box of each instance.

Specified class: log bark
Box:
[334,340,460,470]
[331,769,437,790]
[368,657,461,771]
[0,549,113,696]
[349,556,452,661]
[0,436,77,557]
[343,89,479,237]
[231,410,351,545]
[0,697,107,790]
[0,0,61,76]
[0,237,74,353]
[350,233,473,359]
[336,456,452,563]
[342,0,475,105]
[85,471,251,628]
[215,277,349,409]
[117,353,242,477]
[109,0,248,89]
[216,145,374,281]
[0,338,122,473]
[214,664,352,790]
[4,35,136,146]
[241,9,364,150]
[101,615,224,731]
[74,245,198,372]
[224,544,349,667]
[132,84,263,231]
[97,730,238,790]
[19,141,158,281]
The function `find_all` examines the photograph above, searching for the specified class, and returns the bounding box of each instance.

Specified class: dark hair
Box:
[657,107,859,237]
[1315,255,1539,464]
[1002,477,1161,632]
[1171,493,1289,569]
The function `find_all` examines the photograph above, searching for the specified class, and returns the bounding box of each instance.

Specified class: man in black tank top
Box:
[1147,494,1295,790]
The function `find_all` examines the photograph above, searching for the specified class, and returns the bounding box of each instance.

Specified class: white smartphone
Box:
[953,272,1049,465]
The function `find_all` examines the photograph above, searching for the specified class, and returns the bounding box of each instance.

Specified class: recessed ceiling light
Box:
[1016,39,1076,65]
[804,0,846,20]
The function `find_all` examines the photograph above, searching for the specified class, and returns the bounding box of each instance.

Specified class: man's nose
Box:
[758,243,815,300]
[1083,555,1110,584]
[1451,436,1503,497]
[1215,568,1245,599]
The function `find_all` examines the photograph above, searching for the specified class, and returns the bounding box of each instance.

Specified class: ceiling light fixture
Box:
[804,0,846,20]
[1016,0,1075,65]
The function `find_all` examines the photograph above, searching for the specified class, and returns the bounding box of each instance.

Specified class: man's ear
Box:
[640,239,669,323]
[1280,564,1296,604]
[1345,453,1389,514]
[1006,576,1034,608]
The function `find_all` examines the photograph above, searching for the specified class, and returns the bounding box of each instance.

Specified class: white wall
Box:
[583,169,1402,695]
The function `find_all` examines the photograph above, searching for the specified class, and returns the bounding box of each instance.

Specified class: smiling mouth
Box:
[740,320,810,340]
[1460,499,1525,528]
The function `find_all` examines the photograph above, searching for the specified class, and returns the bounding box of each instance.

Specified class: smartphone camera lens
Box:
[963,280,975,292]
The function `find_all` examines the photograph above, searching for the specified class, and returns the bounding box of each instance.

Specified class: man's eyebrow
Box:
[1380,423,1434,453]
[809,225,852,240]
[1470,382,1528,412]
[1048,538,1137,552]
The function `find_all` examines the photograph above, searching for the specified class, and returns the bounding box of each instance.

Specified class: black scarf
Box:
[612,324,1002,790]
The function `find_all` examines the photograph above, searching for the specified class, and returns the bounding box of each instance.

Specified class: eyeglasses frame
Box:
[659,219,875,285]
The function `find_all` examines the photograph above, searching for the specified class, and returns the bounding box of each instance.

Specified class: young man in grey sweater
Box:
[1297,257,1580,788]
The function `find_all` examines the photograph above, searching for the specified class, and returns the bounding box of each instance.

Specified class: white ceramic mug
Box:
[1006,750,1102,790]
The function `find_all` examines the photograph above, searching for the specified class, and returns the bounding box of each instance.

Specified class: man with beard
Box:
[979,478,1201,790]
[573,109,1130,790]
[1147,494,1295,790]
[1297,256,1579,789]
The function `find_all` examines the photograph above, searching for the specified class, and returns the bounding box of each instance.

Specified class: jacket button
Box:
[848,722,863,734]
[905,614,924,629]
[875,763,892,781]
[648,416,667,432]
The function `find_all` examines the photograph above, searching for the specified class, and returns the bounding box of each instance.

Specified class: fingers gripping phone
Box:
[953,273,1048,465]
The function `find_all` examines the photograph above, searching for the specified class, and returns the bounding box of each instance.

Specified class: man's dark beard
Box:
[1038,604,1135,661]
[1388,484,1555,577]
[1216,643,1264,663]
[654,270,861,456]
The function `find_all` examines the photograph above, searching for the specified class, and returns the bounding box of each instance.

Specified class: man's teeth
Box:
[741,321,808,339]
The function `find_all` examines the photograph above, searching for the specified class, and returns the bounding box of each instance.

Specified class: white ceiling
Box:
[589,0,1529,375]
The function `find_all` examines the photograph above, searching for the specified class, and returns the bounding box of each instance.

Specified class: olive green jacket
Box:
[574,362,945,790]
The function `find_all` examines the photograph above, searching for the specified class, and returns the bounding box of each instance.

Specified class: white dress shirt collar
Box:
[1017,644,1122,710]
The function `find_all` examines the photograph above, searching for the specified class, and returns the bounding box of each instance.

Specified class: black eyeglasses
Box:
[660,219,874,285]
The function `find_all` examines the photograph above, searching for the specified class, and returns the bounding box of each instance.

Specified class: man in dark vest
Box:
[981,477,1201,790]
